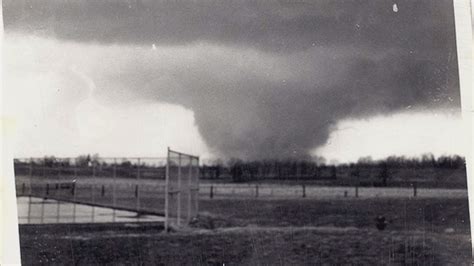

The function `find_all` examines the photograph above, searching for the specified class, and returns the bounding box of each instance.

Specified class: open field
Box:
[18,196,471,265]
[197,197,470,233]
[19,224,471,265]
[16,173,471,265]
[15,174,469,223]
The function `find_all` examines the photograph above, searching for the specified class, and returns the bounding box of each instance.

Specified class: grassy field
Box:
[197,197,470,232]
[16,175,469,202]
[15,174,469,225]
[19,224,471,265]
[18,196,471,265]
[16,174,472,265]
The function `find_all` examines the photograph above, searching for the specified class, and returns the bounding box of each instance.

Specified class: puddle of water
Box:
[17,196,164,224]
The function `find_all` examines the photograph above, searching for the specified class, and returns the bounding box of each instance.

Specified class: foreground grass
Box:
[197,197,471,233]
[19,224,471,265]
[18,197,471,265]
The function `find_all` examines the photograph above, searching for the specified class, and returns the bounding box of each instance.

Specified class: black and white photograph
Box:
[1,0,473,264]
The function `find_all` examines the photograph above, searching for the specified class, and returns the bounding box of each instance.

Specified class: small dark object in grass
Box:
[375,215,389,231]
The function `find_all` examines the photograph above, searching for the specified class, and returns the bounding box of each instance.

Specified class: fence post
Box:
[112,158,117,222]
[29,158,33,196]
[72,158,77,222]
[255,185,259,198]
[136,158,141,212]
[113,159,117,205]
[413,182,417,197]
[352,167,360,198]
[40,198,45,224]
[177,154,182,226]
[91,185,95,223]
[46,183,49,196]
[55,163,60,199]
[56,197,60,223]
[165,148,170,231]
[27,195,32,223]
[187,158,193,223]
[195,157,200,216]
[91,164,96,204]
[101,185,105,197]
[302,184,306,198]
[22,183,25,195]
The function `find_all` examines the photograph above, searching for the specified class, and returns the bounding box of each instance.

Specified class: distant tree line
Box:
[14,154,167,179]
[15,154,161,168]
[16,153,465,169]
[14,153,466,186]
[200,154,466,183]
[354,154,465,169]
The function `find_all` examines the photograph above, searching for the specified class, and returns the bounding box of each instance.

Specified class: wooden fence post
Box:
[302,184,306,198]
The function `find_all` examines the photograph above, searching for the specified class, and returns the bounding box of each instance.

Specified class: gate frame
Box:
[165,147,200,231]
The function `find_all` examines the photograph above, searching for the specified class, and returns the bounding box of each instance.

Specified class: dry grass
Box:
[19,223,471,265]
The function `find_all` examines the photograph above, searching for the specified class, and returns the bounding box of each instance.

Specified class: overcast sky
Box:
[2,0,465,162]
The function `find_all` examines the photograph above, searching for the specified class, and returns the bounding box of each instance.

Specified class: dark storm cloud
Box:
[3,0,461,159]
[3,0,457,53]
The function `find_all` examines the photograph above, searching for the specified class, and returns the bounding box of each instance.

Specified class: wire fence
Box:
[15,154,202,226]
[16,196,164,224]
[198,183,468,199]
[14,156,468,225]
[15,157,169,224]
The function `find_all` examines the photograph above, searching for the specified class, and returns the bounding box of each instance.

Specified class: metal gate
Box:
[165,148,200,230]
